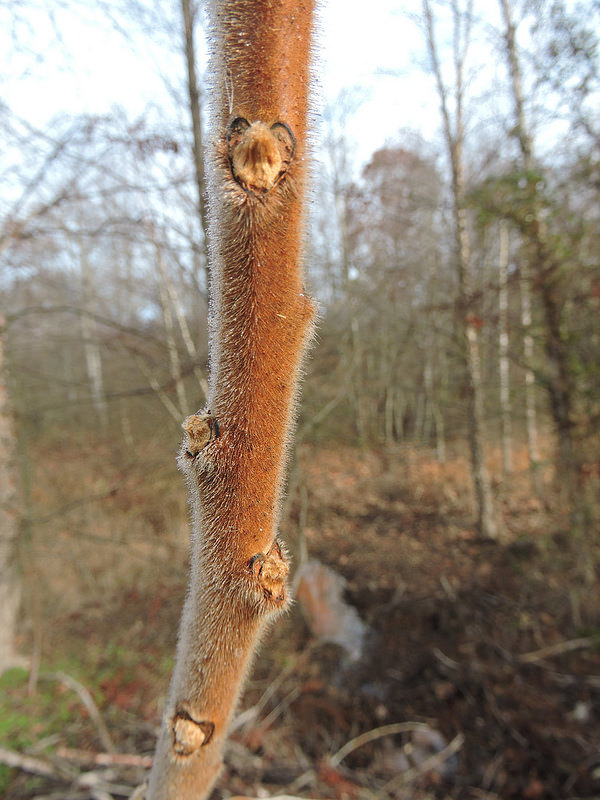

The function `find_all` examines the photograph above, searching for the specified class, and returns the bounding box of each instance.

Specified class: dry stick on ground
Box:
[329,722,434,769]
[376,733,465,799]
[0,746,141,797]
[40,672,116,755]
[517,636,594,664]
[0,747,58,780]
[145,0,316,798]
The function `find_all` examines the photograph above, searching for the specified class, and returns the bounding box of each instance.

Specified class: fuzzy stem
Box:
[146,1,315,798]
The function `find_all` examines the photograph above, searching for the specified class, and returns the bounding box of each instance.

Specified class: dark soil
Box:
[4,444,600,800]
[219,445,600,799]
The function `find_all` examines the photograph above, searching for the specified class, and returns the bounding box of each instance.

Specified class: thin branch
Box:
[40,672,116,754]
[329,722,433,769]
[0,746,138,798]
[133,355,182,424]
[376,733,465,798]
[146,0,316,796]
[230,650,312,733]
[0,747,57,779]
[56,748,153,769]
[517,637,594,664]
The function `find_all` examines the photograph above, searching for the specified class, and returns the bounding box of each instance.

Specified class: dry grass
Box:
[24,432,189,615]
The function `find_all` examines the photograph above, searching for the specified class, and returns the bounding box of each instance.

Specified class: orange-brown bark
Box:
[146,1,315,798]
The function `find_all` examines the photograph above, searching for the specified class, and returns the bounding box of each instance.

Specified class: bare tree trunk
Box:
[79,242,108,429]
[350,317,368,443]
[433,403,446,465]
[423,0,498,539]
[520,261,540,482]
[0,316,23,674]
[499,0,539,488]
[340,202,366,444]
[424,355,446,463]
[498,221,512,475]
[326,114,367,445]
[181,0,210,278]
[498,0,533,167]
[464,312,497,538]
[499,0,575,499]
[146,0,315,797]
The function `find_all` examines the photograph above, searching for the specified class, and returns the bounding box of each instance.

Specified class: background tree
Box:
[422,0,498,540]
[478,0,600,530]
[0,315,22,674]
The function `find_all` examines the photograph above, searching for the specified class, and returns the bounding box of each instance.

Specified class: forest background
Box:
[1,1,600,799]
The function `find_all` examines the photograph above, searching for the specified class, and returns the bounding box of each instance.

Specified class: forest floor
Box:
[2,443,600,800]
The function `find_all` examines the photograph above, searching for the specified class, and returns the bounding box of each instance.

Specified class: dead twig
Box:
[230,649,312,734]
[517,637,594,664]
[329,722,432,769]
[32,793,90,800]
[40,671,116,754]
[77,771,134,797]
[375,732,465,798]
[483,681,528,748]
[286,768,318,794]
[0,747,139,800]
[432,646,459,670]
[129,783,148,800]
[56,747,153,769]
[0,746,58,778]
[90,790,113,800]
[259,685,302,730]
[545,669,600,689]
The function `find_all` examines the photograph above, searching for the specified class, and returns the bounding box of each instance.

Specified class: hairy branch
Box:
[146,0,316,797]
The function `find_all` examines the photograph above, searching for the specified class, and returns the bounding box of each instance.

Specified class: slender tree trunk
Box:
[0,316,23,674]
[520,261,540,482]
[424,356,446,462]
[535,239,576,497]
[463,304,497,539]
[499,0,576,498]
[330,137,368,445]
[146,0,315,797]
[181,0,210,278]
[500,0,540,488]
[339,193,366,444]
[350,316,367,443]
[498,221,512,475]
[433,403,446,465]
[79,242,108,429]
[424,0,498,539]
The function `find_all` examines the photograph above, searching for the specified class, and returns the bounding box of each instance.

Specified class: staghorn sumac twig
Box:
[145,1,316,798]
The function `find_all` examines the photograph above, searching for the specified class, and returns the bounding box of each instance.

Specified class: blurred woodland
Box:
[1,1,600,799]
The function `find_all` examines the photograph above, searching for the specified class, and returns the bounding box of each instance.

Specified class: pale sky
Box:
[0,1,506,168]
[317,0,442,159]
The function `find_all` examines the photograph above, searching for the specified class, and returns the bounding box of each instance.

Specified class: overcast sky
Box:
[0,1,507,167]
